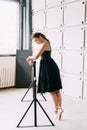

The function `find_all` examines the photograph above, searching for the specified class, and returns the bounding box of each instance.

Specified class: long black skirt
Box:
[37,58,62,93]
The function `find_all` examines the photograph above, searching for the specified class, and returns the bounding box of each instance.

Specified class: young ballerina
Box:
[27,32,64,120]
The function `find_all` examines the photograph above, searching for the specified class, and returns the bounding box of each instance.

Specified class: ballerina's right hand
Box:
[26,56,33,66]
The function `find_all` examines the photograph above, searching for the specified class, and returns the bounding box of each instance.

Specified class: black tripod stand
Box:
[17,61,55,127]
[21,79,47,102]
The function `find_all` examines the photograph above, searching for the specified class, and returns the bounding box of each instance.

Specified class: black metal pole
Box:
[33,61,37,126]
[17,61,54,127]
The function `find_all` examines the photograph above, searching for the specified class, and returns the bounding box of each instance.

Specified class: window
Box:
[0,0,19,55]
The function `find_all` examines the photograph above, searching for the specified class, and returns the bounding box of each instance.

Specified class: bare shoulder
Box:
[43,41,51,50]
[43,41,50,47]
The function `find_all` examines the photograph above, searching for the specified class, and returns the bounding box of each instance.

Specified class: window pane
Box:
[0,1,19,55]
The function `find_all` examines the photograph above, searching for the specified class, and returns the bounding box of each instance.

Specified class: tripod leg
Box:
[21,81,34,102]
[36,99,55,126]
[41,93,47,101]
[17,99,34,127]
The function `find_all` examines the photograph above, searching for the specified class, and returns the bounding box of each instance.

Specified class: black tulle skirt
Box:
[37,58,62,93]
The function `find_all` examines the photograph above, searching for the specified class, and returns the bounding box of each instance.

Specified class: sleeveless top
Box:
[41,50,51,60]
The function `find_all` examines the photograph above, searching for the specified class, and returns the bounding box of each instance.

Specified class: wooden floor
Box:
[0,88,87,130]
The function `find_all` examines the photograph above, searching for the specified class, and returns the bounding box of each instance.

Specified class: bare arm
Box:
[27,42,48,65]
[34,42,47,60]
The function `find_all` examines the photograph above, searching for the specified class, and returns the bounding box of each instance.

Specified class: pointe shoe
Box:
[54,106,58,118]
[58,107,64,120]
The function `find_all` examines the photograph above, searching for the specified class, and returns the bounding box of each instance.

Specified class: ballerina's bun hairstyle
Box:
[32,32,50,42]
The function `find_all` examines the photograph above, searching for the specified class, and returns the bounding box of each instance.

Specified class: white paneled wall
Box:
[63,26,84,50]
[32,11,45,31]
[32,0,45,11]
[64,1,85,26]
[32,0,87,100]
[84,75,87,100]
[62,73,83,98]
[46,29,62,50]
[84,52,87,74]
[46,0,62,7]
[62,51,83,74]
[46,7,63,28]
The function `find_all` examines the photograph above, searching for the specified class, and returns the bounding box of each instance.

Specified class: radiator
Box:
[0,56,16,88]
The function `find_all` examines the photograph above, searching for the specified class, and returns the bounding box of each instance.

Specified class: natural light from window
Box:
[0,1,19,55]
